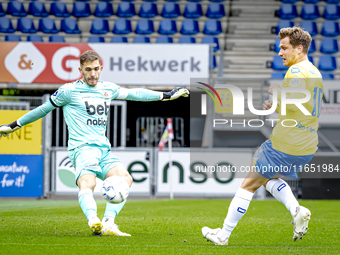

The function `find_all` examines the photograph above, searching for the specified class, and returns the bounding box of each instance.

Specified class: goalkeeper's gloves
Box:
[162,87,189,101]
[0,120,21,137]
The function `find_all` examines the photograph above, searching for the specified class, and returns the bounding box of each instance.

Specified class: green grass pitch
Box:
[0,199,339,255]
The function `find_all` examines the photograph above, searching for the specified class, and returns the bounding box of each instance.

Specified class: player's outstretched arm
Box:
[161,87,190,101]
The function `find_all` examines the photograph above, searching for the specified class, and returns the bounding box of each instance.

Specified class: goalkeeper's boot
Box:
[292,206,311,241]
[202,227,228,245]
[88,215,103,236]
[101,217,131,236]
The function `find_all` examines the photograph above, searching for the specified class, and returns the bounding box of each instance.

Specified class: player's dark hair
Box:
[80,50,102,66]
[278,27,311,54]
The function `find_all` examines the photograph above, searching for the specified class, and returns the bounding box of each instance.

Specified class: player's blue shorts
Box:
[252,140,314,179]
[68,144,123,185]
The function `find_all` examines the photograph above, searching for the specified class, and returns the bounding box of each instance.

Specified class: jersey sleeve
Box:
[50,85,71,107]
[114,87,161,101]
[18,100,56,126]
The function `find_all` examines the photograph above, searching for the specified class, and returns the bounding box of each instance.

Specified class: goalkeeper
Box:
[0,50,189,236]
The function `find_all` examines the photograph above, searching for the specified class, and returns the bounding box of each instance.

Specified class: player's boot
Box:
[292,206,311,241]
[101,217,131,236]
[88,215,103,236]
[202,227,228,245]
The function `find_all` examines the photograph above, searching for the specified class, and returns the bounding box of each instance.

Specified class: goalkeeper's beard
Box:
[83,72,98,87]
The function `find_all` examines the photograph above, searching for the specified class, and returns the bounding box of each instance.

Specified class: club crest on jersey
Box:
[102,90,110,98]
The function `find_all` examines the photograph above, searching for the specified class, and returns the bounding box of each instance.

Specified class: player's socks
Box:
[217,188,254,241]
[78,188,97,219]
[266,178,299,217]
[103,200,127,219]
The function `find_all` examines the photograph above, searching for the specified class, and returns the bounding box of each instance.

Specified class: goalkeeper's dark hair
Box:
[80,50,102,66]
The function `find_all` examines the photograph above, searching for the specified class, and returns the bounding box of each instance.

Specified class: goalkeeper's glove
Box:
[162,87,189,101]
[0,120,21,137]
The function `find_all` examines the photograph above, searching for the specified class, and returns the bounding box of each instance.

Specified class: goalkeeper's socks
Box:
[103,200,127,219]
[78,188,97,219]
[266,178,299,217]
[217,188,254,241]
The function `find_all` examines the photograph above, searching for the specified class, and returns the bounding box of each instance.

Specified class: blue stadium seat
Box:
[271,72,286,79]
[201,36,219,52]
[318,55,337,71]
[156,36,173,43]
[209,0,226,2]
[183,3,203,19]
[300,21,318,36]
[72,2,91,18]
[49,35,65,43]
[7,1,27,17]
[121,0,136,2]
[303,0,321,3]
[323,4,340,20]
[164,0,180,2]
[158,19,177,35]
[50,2,70,18]
[0,3,5,17]
[300,4,320,20]
[210,55,216,69]
[308,39,316,53]
[116,2,136,18]
[179,36,196,43]
[90,19,109,34]
[94,2,113,18]
[321,72,335,80]
[28,2,48,17]
[206,3,225,19]
[60,18,81,34]
[143,0,158,2]
[180,20,199,35]
[139,3,158,18]
[38,18,58,33]
[271,55,289,70]
[273,38,281,53]
[133,36,150,43]
[308,55,314,64]
[27,35,43,42]
[321,21,340,37]
[135,19,154,34]
[320,38,339,54]
[110,36,128,43]
[113,19,132,34]
[17,18,37,33]
[187,0,202,2]
[0,17,15,33]
[203,20,222,35]
[278,4,298,20]
[280,0,298,3]
[5,34,21,41]
[161,3,180,18]
[276,20,294,34]
[325,0,340,3]
[88,36,105,43]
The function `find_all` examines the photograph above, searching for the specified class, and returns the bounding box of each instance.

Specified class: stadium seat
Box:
[161,3,180,18]
[320,38,339,54]
[271,55,289,70]
[158,19,177,35]
[201,36,219,52]
[27,35,43,42]
[321,21,340,37]
[276,20,294,34]
[90,19,109,34]
[277,4,298,20]
[183,3,203,19]
[38,18,59,34]
[133,36,150,43]
[49,35,65,43]
[325,0,340,3]
[139,3,158,18]
[319,55,337,71]
[5,34,21,41]
[164,0,181,2]
[300,4,320,20]
[0,17,15,33]
[112,19,132,34]
[7,1,27,17]
[50,2,70,18]
[180,20,199,35]
[323,4,340,20]
[300,21,318,36]
[308,39,316,53]
[0,4,5,17]
[303,0,321,3]
[273,38,281,53]
[17,18,37,33]
[321,72,335,79]
[28,2,48,17]
[209,0,226,2]
[210,55,216,69]
[308,55,314,64]
[206,3,225,19]
[94,2,114,18]
[121,0,136,2]
[110,36,128,43]
[88,36,105,43]
[60,18,81,34]
[203,20,222,35]
[280,0,298,3]
[156,36,173,43]
[72,2,91,18]
[135,19,154,34]
[179,36,196,43]
[271,72,286,79]
[116,2,136,18]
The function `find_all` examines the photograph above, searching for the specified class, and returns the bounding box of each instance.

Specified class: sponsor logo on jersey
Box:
[84,101,110,126]
[291,67,300,74]
[102,90,110,99]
